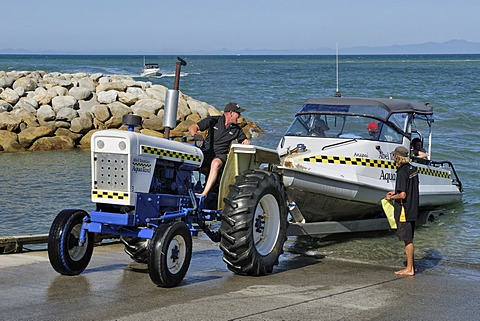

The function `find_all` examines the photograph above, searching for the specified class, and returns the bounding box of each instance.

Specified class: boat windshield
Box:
[284,114,403,143]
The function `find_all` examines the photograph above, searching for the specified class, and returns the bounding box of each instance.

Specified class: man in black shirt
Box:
[385,146,419,276]
[189,102,251,197]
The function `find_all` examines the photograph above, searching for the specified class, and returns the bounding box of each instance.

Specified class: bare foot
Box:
[394,268,415,276]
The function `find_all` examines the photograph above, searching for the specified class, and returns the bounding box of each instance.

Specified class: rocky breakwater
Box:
[0,70,262,152]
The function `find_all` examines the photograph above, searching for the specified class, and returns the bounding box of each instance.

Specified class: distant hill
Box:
[197,40,480,55]
[1,39,480,55]
[341,39,480,54]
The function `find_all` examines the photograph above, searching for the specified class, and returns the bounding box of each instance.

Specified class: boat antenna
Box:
[334,42,341,97]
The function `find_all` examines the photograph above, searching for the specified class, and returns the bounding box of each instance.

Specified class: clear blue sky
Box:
[2,0,479,54]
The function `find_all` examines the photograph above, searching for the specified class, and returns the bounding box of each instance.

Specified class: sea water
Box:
[1,54,479,278]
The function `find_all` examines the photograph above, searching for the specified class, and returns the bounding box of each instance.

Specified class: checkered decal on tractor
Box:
[141,145,201,162]
[303,155,451,179]
[92,190,129,200]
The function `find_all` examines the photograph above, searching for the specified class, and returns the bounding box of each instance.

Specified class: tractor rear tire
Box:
[148,221,192,287]
[48,209,94,275]
[220,170,287,275]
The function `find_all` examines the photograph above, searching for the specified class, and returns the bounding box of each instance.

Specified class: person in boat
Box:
[308,117,329,137]
[189,102,251,197]
[385,146,419,276]
[367,121,380,140]
[411,138,429,159]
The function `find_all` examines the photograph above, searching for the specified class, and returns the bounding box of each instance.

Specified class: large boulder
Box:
[47,86,68,97]
[97,90,118,104]
[33,93,53,105]
[177,97,191,120]
[12,108,39,128]
[187,98,210,118]
[132,98,163,115]
[0,112,22,131]
[69,87,93,101]
[118,92,139,106]
[29,136,75,151]
[77,77,96,92]
[12,77,37,91]
[55,128,83,143]
[0,76,14,88]
[126,86,148,99]
[17,125,56,147]
[91,104,111,122]
[146,87,167,101]
[56,107,78,122]
[37,105,56,122]
[96,81,126,93]
[70,114,93,134]
[107,102,130,118]
[0,100,13,112]
[78,129,99,149]
[142,115,164,131]
[78,95,99,113]
[51,95,77,112]
[14,97,39,113]
[0,130,25,152]
[0,88,20,105]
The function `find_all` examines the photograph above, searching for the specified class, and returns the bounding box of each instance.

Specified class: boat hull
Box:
[281,164,462,223]
[141,70,161,77]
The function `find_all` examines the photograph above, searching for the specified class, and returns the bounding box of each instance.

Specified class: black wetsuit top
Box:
[394,163,419,221]
[197,115,247,155]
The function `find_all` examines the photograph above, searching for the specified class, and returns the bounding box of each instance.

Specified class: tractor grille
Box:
[94,153,128,191]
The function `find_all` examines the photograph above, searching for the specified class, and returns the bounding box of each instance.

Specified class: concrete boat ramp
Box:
[1,237,479,321]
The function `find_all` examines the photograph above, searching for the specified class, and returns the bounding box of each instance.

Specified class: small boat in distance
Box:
[141,57,162,77]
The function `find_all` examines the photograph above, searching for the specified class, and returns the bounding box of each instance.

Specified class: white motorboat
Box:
[141,57,161,77]
[276,97,463,223]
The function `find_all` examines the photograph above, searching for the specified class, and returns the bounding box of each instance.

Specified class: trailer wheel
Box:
[148,221,192,287]
[48,209,94,275]
[220,170,287,275]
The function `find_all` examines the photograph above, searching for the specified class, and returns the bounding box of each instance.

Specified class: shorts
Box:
[396,221,415,243]
[201,150,227,174]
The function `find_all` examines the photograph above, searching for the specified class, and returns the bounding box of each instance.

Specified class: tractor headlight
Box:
[118,141,127,151]
[97,140,105,149]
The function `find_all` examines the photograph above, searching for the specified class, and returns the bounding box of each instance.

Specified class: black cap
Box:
[224,102,245,113]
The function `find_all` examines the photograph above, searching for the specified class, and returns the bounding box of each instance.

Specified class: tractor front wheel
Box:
[48,209,94,275]
[148,221,192,287]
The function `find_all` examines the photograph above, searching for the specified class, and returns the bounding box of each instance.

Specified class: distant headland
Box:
[1,39,479,55]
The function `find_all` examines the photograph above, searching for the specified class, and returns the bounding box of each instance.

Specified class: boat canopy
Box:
[284,97,435,143]
[298,97,433,122]
[144,63,159,68]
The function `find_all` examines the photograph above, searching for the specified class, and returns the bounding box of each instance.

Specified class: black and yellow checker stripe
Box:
[304,155,397,169]
[416,167,451,179]
[92,190,129,200]
[303,155,451,179]
[132,161,151,168]
[141,145,201,162]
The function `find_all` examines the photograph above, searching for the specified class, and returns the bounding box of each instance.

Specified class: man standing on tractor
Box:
[189,102,251,197]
